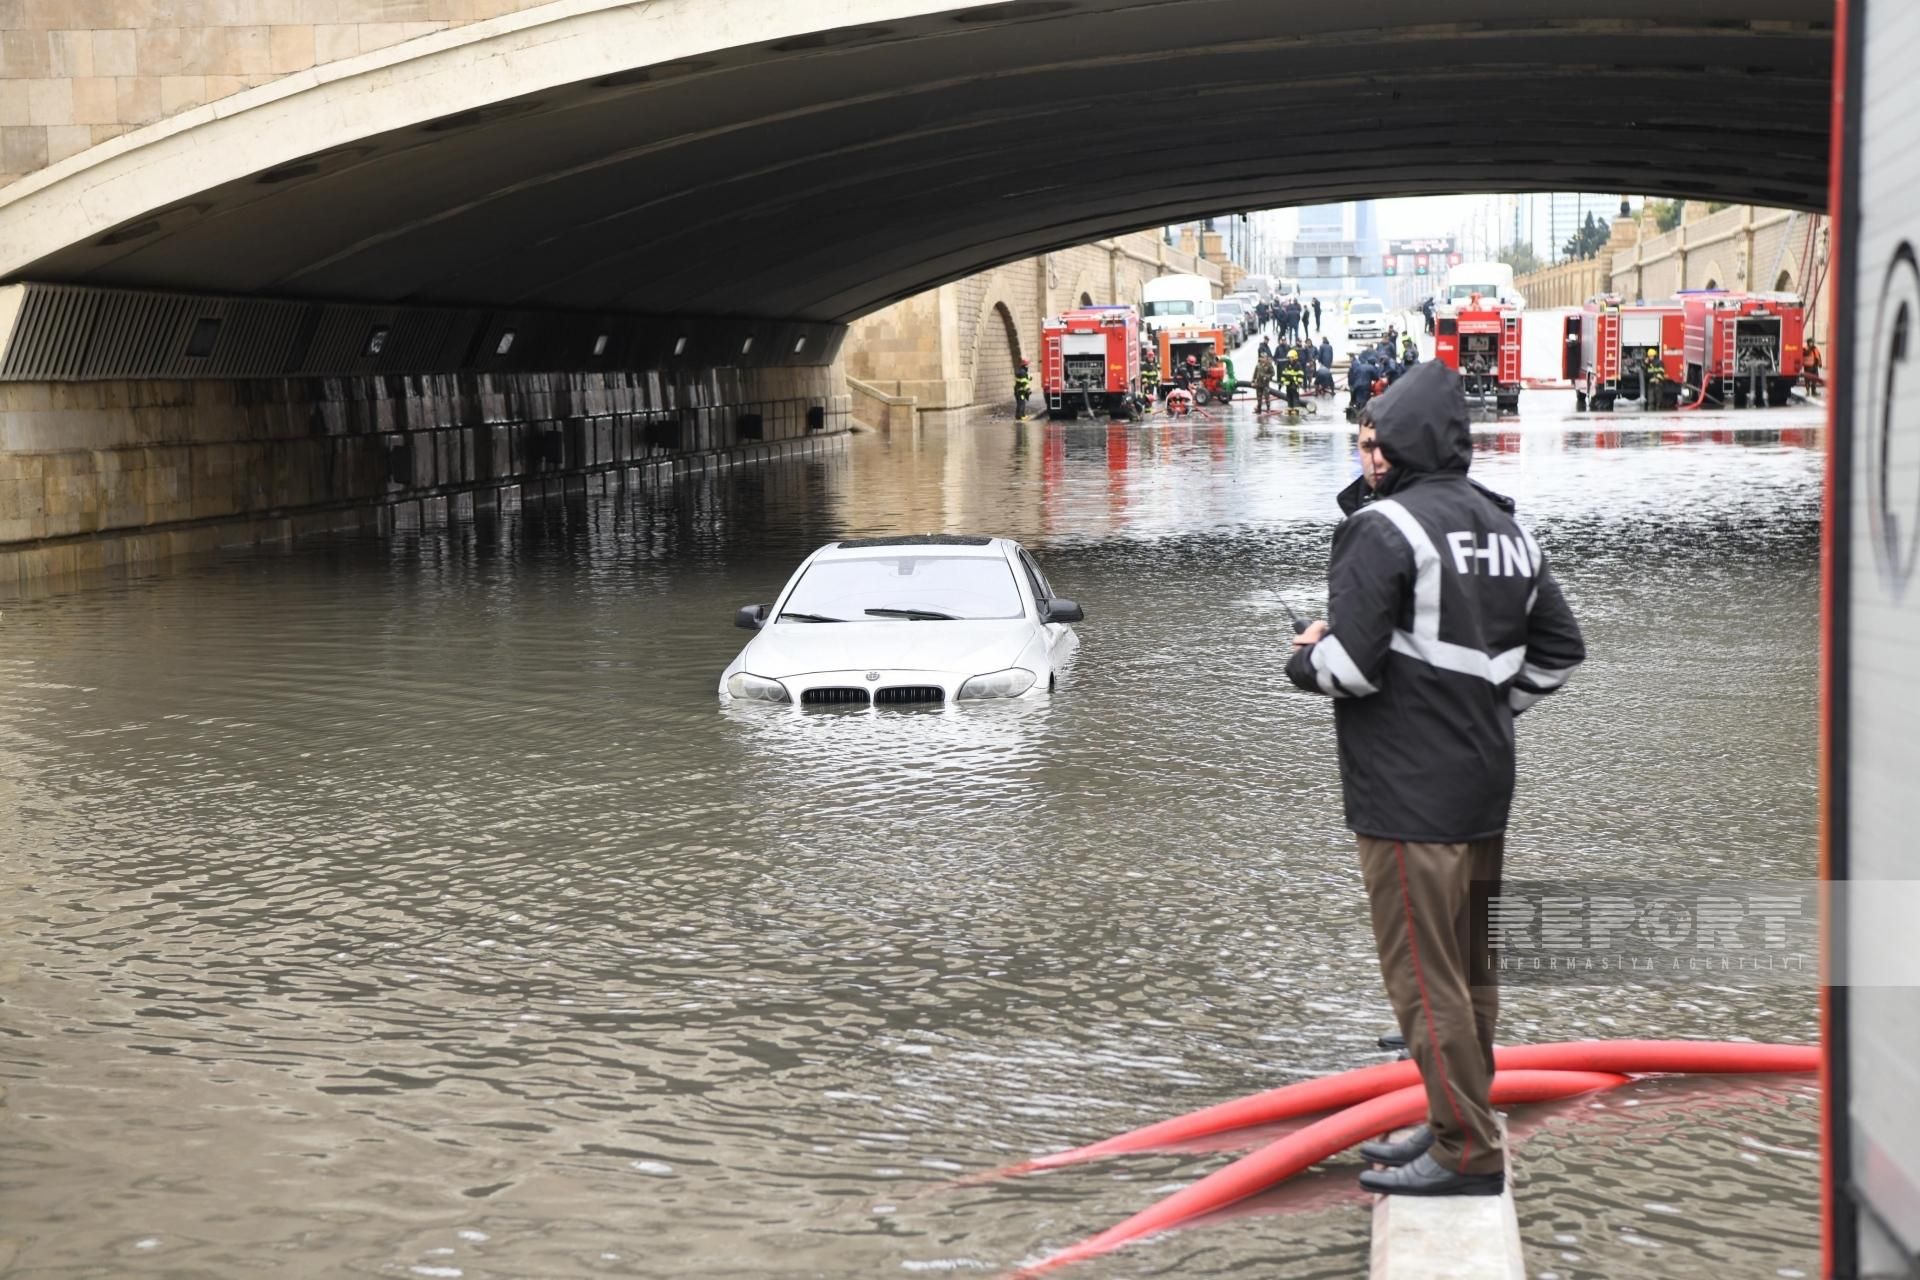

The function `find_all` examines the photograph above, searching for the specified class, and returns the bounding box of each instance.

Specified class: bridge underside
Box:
[0,0,1830,328]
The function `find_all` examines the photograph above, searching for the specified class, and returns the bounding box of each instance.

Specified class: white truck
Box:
[1438,261,1526,311]
[1141,274,1216,338]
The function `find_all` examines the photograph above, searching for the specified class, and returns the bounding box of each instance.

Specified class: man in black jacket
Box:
[1286,359,1584,1196]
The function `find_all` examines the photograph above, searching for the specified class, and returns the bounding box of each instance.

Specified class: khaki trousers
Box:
[1356,835,1506,1175]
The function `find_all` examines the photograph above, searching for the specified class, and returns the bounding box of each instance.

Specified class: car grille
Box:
[874,685,944,705]
[801,687,870,706]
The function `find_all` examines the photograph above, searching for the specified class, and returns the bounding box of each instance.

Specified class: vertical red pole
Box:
[1820,1,1850,1274]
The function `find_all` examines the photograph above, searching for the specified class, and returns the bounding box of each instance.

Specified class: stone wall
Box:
[1512,202,1831,341]
[0,0,556,189]
[1515,257,1610,310]
[1609,203,1830,337]
[844,230,1229,424]
[0,362,849,582]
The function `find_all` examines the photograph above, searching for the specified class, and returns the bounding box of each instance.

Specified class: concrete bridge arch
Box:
[0,0,1831,344]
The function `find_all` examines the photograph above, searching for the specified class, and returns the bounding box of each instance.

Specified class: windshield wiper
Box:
[865,607,958,621]
[778,611,845,623]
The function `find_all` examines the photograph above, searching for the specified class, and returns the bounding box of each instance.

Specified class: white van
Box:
[1141,274,1215,336]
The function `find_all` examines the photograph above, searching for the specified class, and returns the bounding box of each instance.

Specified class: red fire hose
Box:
[1012,1068,1632,1277]
[984,1039,1817,1181]
[984,1040,1818,1277]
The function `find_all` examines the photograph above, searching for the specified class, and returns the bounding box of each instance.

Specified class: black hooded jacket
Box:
[1285,360,1585,841]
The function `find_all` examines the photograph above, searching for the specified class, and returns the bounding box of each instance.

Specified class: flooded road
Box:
[0,390,1823,1278]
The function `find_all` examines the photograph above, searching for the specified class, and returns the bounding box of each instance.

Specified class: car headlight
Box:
[726,673,791,703]
[957,668,1037,700]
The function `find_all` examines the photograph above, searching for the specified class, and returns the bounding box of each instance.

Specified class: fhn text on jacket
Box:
[1285,360,1586,843]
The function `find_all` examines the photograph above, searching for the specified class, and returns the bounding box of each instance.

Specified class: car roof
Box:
[819,534,1011,559]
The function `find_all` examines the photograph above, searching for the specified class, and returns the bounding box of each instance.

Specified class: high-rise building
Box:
[1287,200,1382,295]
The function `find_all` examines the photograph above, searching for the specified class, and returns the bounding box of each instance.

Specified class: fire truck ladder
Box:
[1499,314,1523,409]
[1044,332,1064,412]
[1598,308,1621,397]
[1715,309,1740,407]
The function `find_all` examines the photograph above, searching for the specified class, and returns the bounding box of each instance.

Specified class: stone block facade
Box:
[844,229,1231,423]
[0,361,850,581]
[0,0,557,189]
[1513,203,1831,342]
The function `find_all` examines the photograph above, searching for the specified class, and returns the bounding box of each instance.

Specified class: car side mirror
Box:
[1043,597,1084,624]
[736,603,769,631]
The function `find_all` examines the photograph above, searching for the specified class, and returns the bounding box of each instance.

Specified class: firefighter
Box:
[1315,354,1337,397]
[1348,349,1376,419]
[1803,338,1823,395]
[1280,346,1306,411]
[1175,353,1202,392]
[1014,357,1033,420]
[1253,350,1277,413]
[1141,354,1160,404]
[1641,345,1665,407]
[1401,336,1420,367]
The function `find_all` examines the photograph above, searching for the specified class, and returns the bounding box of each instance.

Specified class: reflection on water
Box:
[0,399,1822,1277]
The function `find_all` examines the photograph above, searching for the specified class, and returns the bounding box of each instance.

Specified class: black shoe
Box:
[1358,1152,1504,1197]
[1358,1124,1433,1167]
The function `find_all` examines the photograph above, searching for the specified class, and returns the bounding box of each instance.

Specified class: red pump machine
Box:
[1434,298,1523,414]
[1042,306,1142,421]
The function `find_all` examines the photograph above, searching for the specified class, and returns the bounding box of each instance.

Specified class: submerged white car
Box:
[720,535,1082,707]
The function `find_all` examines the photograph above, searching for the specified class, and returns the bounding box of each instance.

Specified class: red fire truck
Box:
[1679,291,1807,408]
[1434,299,1523,414]
[1562,296,1685,412]
[1042,306,1142,420]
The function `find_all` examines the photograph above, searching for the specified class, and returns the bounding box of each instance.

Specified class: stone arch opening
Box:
[1079,291,1093,307]
[1776,269,1794,291]
[972,301,1023,414]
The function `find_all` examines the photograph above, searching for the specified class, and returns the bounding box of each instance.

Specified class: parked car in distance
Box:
[721,535,1082,708]
[1215,298,1249,342]
[1346,296,1389,344]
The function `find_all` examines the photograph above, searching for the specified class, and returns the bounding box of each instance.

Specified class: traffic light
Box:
[1384,254,1398,276]
[1415,254,1429,276]
[1448,252,1463,267]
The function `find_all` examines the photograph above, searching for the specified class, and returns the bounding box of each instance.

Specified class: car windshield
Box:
[781,555,1024,621]
[1143,300,1197,317]
[1352,301,1383,314]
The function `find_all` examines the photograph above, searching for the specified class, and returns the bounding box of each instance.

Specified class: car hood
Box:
[738,619,1039,677]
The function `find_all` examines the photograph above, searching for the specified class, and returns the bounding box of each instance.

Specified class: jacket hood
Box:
[1368,359,1471,495]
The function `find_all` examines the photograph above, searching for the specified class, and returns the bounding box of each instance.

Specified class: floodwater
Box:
[0,376,1825,1278]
